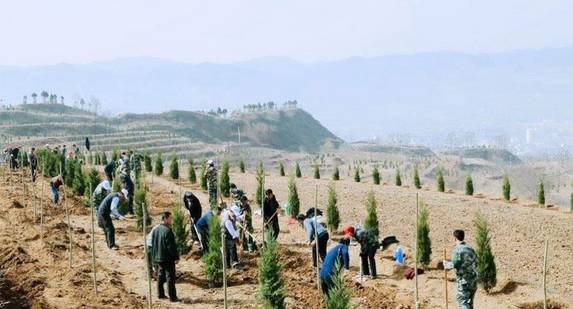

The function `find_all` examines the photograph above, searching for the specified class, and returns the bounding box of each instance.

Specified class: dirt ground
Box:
[0,165,572,308]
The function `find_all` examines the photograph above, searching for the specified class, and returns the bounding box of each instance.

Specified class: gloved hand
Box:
[443,260,454,270]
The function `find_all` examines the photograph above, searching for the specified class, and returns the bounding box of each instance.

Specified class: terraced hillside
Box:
[1,104,341,152]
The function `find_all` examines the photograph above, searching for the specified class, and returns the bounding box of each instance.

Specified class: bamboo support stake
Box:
[415,193,420,309]
[314,184,321,292]
[61,162,73,268]
[221,227,228,309]
[89,183,98,297]
[143,203,152,309]
[40,161,45,240]
[444,248,449,309]
[261,172,266,248]
[543,239,549,309]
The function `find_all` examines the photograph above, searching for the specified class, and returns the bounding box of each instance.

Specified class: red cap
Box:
[343,225,355,237]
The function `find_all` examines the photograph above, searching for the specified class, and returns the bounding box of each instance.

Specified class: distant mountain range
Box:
[1,47,573,143]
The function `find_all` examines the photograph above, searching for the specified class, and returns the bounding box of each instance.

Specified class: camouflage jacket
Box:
[129,153,143,174]
[355,227,378,254]
[206,167,218,191]
[118,156,130,175]
[451,242,478,286]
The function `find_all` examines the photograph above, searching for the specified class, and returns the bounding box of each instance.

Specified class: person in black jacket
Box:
[263,189,281,240]
[104,160,116,181]
[183,191,202,244]
[151,211,180,302]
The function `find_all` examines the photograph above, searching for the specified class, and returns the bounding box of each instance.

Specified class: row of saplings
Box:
[88,148,568,210]
[158,159,499,308]
[46,147,503,307]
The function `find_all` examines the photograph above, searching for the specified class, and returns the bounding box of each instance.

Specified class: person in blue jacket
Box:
[320,237,350,295]
[195,206,221,254]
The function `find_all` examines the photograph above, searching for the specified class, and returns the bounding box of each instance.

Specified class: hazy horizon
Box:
[2,1,573,65]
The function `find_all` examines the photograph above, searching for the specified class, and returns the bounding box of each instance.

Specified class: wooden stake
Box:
[261,172,266,248]
[89,183,98,297]
[221,226,228,309]
[415,193,420,309]
[314,184,321,292]
[40,161,45,240]
[143,203,152,309]
[444,248,449,309]
[543,239,548,309]
[61,162,73,268]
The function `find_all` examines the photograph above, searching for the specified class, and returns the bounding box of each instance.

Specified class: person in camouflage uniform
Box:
[444,229,478,309]
[205,160,218,210]
[230,183,244,205]
[238,196,257,252]
[353,226,379,278]
[118,152,134,215]
[91,179,111,210]
[129,151,143,181]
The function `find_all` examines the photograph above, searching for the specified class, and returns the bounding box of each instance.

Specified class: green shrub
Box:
[239,160,246,173]
[465,174,474,196]
[143,151,152,172]
[169,153,179,180]
[395,169,402,186]
[188,155,197,183]
[332,166,340,181]
[219,161,230,197]
[325,261,351,309]
[413,165,421,189]
[537,181,545,206]
[203,215,223,284]
[294,162,302,178]
[314,165,321,179]
[134,188,151,231]
[364,190,379,237]
[437,169,445,192]
[326,183,340,232]
[416,202,432,268]
[502,175,511,201]
[258,231,285,309]
[278,162,285,177]
[200,163,207,190]
[154,152,164,176]
[256,162,265,207]
[287,177,300,218]
[172,204,190,255]
[372,166,380,185]
[474,212,497,293]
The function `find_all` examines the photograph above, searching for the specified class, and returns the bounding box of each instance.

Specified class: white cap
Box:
[207,159,215,166]
[121,189,129,197]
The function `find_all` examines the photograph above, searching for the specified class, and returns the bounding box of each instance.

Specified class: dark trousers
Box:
[156,261,177,300]
[97,215,115,248]
[224,237,239,266]
[50,183,60,204]
[320,276,333,295]
[31,166,37,182]
[360,245,378,277]
[268,221,280,240]
[313,232,329,267]
[105,171,113,182]
[121,175,134,214]
[199,228,209,255]
[189,217,200,243]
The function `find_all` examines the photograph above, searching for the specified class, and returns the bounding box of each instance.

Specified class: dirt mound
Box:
[10,200,24,208]
[518,300,567,309]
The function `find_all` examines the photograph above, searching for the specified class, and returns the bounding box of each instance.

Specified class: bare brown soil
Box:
[1,165,572,308]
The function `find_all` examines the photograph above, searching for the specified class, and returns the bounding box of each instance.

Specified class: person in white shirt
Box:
[221,209,241,268]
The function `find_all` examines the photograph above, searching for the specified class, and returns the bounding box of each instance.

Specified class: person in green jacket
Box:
[444,229,478,309]
[238,196,257,253]
[205,160,218,209]
[151,211,180,302]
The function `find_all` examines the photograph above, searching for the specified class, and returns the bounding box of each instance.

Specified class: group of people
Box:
[5,150,479,308]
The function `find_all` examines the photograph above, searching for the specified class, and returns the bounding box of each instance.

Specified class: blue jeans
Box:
[51,184,59,204]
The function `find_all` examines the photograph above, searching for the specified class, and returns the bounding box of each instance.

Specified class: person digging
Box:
[195,206,222,255]
[263,189,281,240]
[345,225,379,279]
[97,189,128,250]
[297,212,329,269]
[320,237,351,295]
[221,207,241,268]
[49,175,64,204]
[443,229,478,309]
[151,211,180,303]
[91,179,111,210]
[238,195,257,253]
[183,191,202,245]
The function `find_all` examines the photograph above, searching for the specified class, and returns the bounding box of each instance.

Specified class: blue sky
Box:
[1,0,572,65]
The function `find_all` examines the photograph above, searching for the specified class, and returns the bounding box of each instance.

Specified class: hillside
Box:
[0,104,340,152]
[2,47,573,144]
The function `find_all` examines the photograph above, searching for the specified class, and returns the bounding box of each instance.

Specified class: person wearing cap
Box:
[230,183,244,203]
[347,225,379,279]
[263,189,281,240]
[49,174,64,204]
[320,237,350,295]
[182,191,202,244]
[195,206,222,254]
[297,212,329,268]
[97,189,128,250]
[151,211,180,302]
[91,179,112,210]
[221,208,241,268]
[205,160,218,210]
[443,229,478,309]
